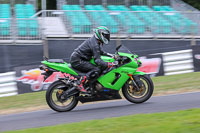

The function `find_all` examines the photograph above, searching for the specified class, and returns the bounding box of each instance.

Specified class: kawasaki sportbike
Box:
[40,44,154,112]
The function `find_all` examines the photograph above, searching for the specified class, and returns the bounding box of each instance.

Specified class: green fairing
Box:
[97,67,137,90]
[97,52,140,90]
[42,51,146,91]
[118,52,139,68]
[41,61,78,75]
[134,71,146,75]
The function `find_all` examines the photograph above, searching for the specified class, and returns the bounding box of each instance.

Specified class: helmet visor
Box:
[102,33,110,41]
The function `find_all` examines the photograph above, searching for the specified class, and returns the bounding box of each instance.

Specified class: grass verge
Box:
[0,72,200,114]
[3,108,200,133]
[152,72,200,95]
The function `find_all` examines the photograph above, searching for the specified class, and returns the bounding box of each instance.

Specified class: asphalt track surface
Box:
[1,92,200,132]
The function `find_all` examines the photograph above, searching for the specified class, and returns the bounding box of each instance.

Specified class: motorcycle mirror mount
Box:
[116,44,122,52]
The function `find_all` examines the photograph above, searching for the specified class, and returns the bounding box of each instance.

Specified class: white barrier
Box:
[162,49,194,75]
[0,72,17,97]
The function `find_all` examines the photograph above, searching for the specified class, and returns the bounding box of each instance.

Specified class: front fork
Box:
[128,75,144,91]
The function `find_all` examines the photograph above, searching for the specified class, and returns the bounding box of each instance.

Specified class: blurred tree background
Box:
[182,0,200,10]
[47,0,56,9]
[37,0,56,10]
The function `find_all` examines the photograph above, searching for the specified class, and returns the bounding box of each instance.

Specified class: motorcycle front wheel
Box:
[122,75,154,104]
[46,80,78,112]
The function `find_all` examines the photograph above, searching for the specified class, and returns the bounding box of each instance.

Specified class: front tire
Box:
[46,80,79,112]
[122,75,154,104]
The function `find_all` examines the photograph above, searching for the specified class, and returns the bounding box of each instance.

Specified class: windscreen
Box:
[118,45,133,54]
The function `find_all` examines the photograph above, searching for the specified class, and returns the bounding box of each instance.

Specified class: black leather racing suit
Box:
[70,36,111,79]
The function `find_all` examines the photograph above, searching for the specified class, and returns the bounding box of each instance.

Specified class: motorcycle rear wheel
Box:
[122,75,154,104]
[46,80,78,112]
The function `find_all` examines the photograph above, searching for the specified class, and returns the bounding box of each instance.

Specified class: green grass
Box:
[152,72,200,95]
[3,108,200,133]
[0,72,200,113]
[0,91,46,110]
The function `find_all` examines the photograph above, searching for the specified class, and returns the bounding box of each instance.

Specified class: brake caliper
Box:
[58,89,63,95]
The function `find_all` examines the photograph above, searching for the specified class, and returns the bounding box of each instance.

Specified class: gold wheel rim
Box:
[127,77,149,99]
[51,86,74,107]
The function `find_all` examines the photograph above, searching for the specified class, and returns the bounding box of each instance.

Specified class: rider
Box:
[70,26,116,93]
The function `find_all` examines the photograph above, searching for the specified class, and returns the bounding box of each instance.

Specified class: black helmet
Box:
[93,26,110,44]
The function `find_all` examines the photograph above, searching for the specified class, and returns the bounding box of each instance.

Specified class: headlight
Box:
[134,58,142,67]
[137,61,142,67]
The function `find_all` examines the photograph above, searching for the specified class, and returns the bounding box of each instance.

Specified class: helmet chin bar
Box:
[103,38,108,44]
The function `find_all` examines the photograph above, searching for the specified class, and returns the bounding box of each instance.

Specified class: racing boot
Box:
[77,76,88,93]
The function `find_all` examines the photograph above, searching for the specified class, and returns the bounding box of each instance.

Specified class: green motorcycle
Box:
[40,44,154,112]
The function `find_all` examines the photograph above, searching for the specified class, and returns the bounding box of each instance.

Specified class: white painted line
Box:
[153,91,200,97]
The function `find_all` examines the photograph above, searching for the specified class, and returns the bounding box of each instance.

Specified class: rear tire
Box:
[122,75,154,104]
[46,80,78,112]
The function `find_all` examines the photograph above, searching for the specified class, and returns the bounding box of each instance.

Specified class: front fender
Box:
[133,71,146,76]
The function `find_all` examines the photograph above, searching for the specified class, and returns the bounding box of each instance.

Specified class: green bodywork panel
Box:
[133,71,146,75]
[98,66,137,90]
[41,60,78,75]
[97,52,141,90]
